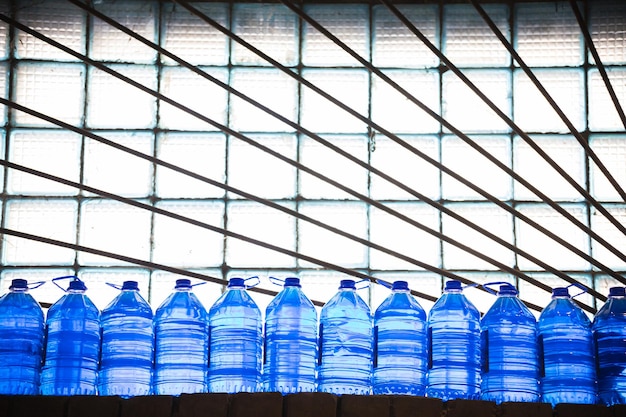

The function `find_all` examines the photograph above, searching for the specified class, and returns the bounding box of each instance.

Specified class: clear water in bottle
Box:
[154,279,209,395]
[480,283,539,403]
[426,280,481,401]
[40,276,100,396]
[263,277,317,394]
[593,286,626,406]
[373,280,427,396]
[208,276,262,393]
[538,286,596,405]
[318,279,373,395]
[0,279,45,395]
[98,280,154,397]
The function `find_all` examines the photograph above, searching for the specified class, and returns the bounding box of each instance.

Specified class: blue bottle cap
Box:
[229,277,245,287]
[444,280,462,291]
[498,284,518,296]
[121,280,139,291]
[552,287,570,298]
[9,279,28,290]
[339,279,356,289]
[175,279,192,289]
[284,277,301,287]
[392,280,409,291]
[68,279,87,291]
[609,287,626,297]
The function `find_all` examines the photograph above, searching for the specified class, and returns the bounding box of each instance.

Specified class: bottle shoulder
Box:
[481,296,536,327]
[321,290,371,320]
[102,291,153,319]
[0,292,44,318]
[428,292,480,321]
[155,291,209,320]
[266,287,316,314]
[538,298,591,329]
[593,298,626,327]
[47,293,100,320]
[374,293,426,321]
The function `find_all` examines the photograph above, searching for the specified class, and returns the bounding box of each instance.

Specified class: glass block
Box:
[14,62,85,128]
[370,272,442,315]
[302,4,369,67]
[443,4,511,67]
[78,199,152,266]
[225,201,297,268]
[369,203,441,271]
[0,5,8,61]
[596,273,626,301]
[300,69,369,134]
[159,66,228,131]
[513,134,585,201]
[83,131,153,198]
[0,130,4,189]
[161,3,229,66]
[15,1,86,61]
[232,3,299,67]
[0,62,7,125]
[441,203,514,271]
[229,68,298,132]
[90,2,157,63]
[441,135,512,201]
[150,270,224,313]
[588,68,626,131]
[152,201,224,268]
[78,268,150,311]
[299,134,368,200]
[513,69,585,133]
[514,2,583,67]
[7,129,81,196]
[372,4,439,69]
[456,272,516,315]
[589,135,626,201]
[228,134,297,200]
[87,65,157,129]
[518,273,595,319]
[590,204,626,270]
[1,268,75,308]
[371,70,440,134]
[298,201,367,269]
[3,199,78,265]
[515,203,590,271]
[370,135,440,201]
[589,0,626,65]
[442,69,511,133]
[155,132,226,199]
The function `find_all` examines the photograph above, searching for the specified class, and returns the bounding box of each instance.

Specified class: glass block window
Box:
[0,0,625,318]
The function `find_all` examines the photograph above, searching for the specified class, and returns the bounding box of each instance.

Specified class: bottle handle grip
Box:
[567,282,588,299]
[376,279,393,290]
[27,281,45,290]
[482,281,510,295]
[244,276,261,289]
[355,279,370,290]
[51,275,79,292]
[269,276,285,287]
[106,282,123,291]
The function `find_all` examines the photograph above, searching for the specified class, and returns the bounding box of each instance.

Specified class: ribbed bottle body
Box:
[263,281,317,394]
[154,283,209,395]
[0,284,45,395]
[480,294,540,403]
[426,284,481,401]
[593,289,626,406]
[40,291,100,396]
[317,283,373,395]
[208,283,262,393]
[99,284,154,397]
[373,286,427,396]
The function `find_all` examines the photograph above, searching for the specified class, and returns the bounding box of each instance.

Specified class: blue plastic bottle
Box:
[538,286,596,405]
[593,286,626,406]
[426,280,481,401]
[40,276,100,396]
[208,276,263,393]
[0,279,45,394]
[154,278,209,395]
[263,277,317,394]
[318,279,373,395]
[373,280,427,396]
[98,280,154,397]
[480,283,539,403]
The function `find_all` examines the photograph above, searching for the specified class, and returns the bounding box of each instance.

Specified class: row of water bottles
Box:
[0,275,625,407]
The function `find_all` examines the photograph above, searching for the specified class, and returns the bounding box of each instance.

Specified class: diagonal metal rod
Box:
[470,0,626,203]
[168,1,626,283]
[274,0,626,264]
[67,1,609,301]
[569,0,626,130]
